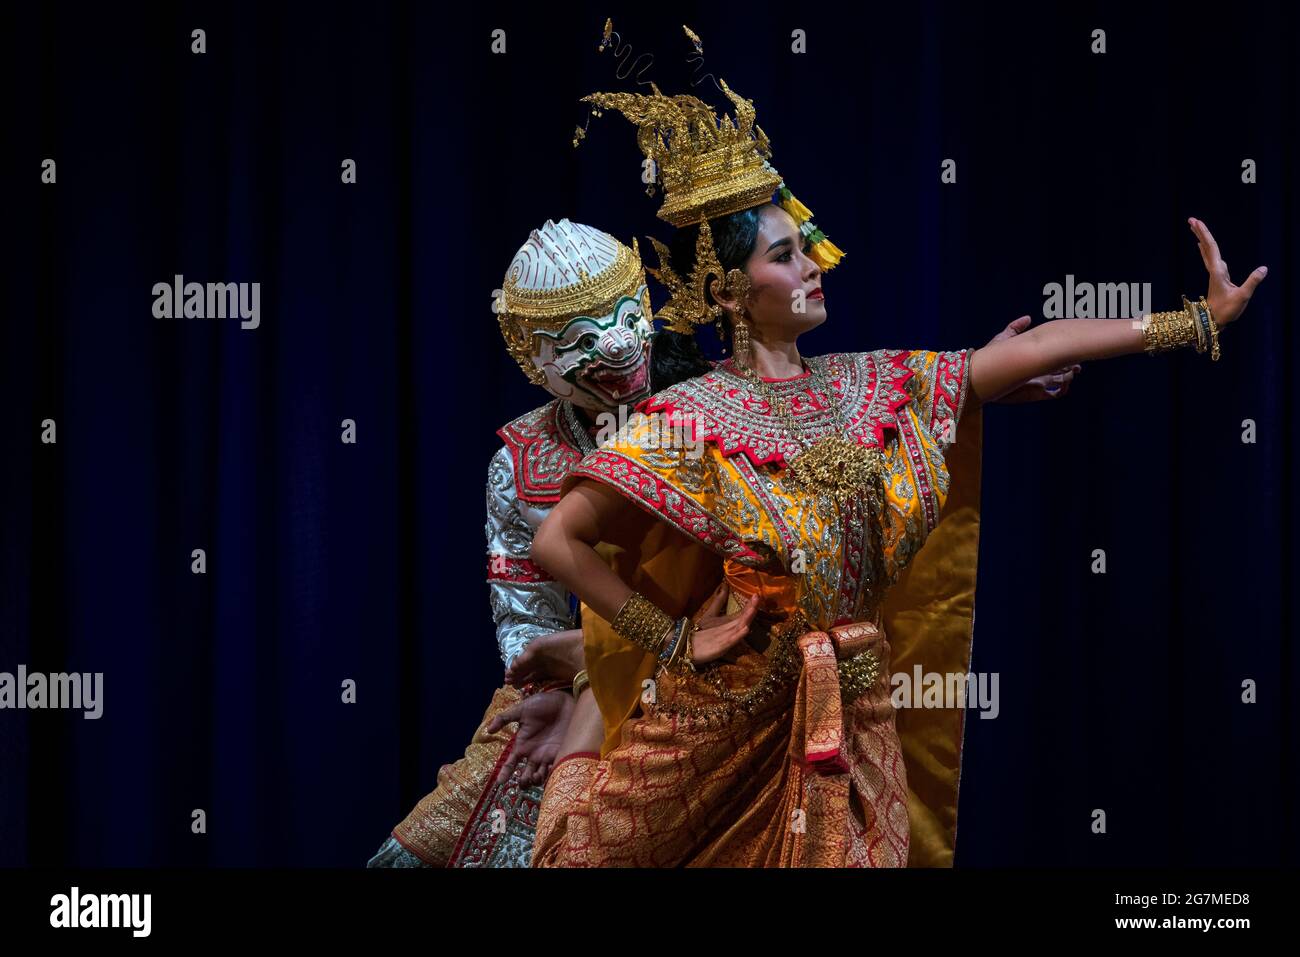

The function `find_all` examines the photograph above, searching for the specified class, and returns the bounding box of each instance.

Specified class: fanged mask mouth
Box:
[578,357,650,404]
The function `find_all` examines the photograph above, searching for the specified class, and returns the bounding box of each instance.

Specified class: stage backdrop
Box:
[3,1,1295,865]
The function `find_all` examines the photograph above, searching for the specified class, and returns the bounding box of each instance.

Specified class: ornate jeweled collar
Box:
[637,350,917,470]
[496,399,593,505]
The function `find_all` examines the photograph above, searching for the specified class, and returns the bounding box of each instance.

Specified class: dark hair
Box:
[650,206,763,392]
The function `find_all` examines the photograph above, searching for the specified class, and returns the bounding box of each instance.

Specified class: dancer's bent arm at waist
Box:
[532,480,758,669]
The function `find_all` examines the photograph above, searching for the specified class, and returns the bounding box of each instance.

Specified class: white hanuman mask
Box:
[530,286,653,412]
[499,219,654,413]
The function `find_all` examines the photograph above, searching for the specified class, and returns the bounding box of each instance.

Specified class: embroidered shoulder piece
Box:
[637,351,917,468]
[898,348,972,447]
[496,399,590,505]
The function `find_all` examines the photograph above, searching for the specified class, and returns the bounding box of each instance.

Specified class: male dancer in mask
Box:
[368,219,658,867]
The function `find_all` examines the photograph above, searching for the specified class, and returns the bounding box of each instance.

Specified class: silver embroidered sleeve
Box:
[901,348,970,453]
[486,446,574,669]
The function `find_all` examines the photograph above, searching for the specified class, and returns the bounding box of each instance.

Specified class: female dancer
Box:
[528,75,1266,866]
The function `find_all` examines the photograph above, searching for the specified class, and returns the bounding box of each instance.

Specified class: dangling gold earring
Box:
[732,313,751,367]
[721,268,753,367]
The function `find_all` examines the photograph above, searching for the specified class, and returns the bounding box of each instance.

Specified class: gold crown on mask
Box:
[577,25,844,337]
[497,219,649,386]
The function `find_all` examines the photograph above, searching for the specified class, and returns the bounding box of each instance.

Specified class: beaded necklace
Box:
[560,400,597,456]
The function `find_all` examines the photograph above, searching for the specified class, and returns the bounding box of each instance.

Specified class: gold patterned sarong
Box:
[389,685,542,867]
[533,349,983,867]
[534,613,909,867]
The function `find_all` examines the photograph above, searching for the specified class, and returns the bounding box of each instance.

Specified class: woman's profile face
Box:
[739,204,826,340]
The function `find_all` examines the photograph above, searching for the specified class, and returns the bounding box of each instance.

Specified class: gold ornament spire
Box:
[579,74,781,228]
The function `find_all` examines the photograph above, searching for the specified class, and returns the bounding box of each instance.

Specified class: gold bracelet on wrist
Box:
[680,620,699,673]
[1194,296,1221,361]
[1141,295,1221,361]
[1189,297,1209,354]
[1140,304,1194,354]
[660,618,698,672]
[571,669,590,699]
[611,592,675,656]
[657,617,685,670]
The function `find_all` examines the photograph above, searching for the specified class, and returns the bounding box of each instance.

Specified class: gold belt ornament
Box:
[652,613,883,729]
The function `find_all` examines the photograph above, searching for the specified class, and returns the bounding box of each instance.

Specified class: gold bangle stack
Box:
[680,621,698,673]
[571,669,590,699]
[1193,296,1221,361]
[656,617,699,673]
[1141,295,1221,361]
[611,592,675,656]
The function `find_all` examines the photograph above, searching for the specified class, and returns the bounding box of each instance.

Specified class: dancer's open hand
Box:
[488,689,574,787]
[1189,217,1267,326]
[688,585,758,666]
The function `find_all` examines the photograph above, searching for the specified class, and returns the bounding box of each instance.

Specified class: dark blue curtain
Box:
[2,1,1294,866]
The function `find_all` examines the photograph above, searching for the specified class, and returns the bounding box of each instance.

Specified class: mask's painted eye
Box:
[623,311,638,327]
[578,333,598,351]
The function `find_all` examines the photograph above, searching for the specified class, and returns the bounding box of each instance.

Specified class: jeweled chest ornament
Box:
[731,362,887,510]
[786,431,886,505]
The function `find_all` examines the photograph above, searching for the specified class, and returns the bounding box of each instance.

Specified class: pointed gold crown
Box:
[576,26,844,336]
[581,77,782,228]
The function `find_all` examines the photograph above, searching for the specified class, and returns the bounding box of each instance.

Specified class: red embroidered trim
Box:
[636,351,918,470]
[486,555,554,583]
[496,399,584,506]
[567,451,763,563]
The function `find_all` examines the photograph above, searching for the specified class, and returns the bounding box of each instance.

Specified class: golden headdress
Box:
[582,77,781,229]
[496,219,649,385]
[576,25,844,335]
